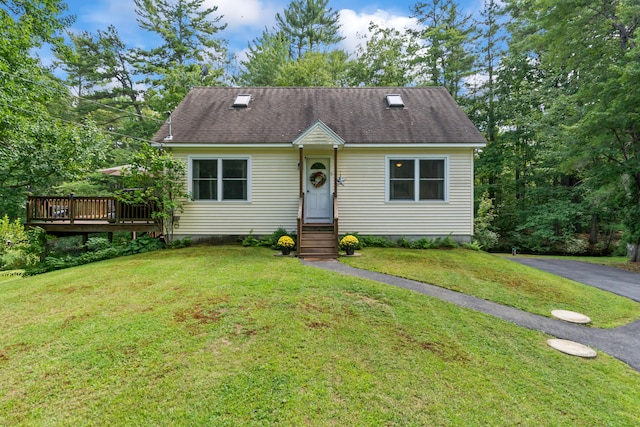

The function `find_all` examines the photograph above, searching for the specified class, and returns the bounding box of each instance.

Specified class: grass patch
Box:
[0,270,24,282]
[1,246,639,425]
[340,248,640,328]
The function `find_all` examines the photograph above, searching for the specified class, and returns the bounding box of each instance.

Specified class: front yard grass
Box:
[1,246,639,426]
[340,248,640,328]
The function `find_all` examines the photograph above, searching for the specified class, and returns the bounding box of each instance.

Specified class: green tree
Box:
[276,0,344,60]
[348,24,413,87]
[54,26,161,150]
[409,0,477,99]
[274,50,350,86]
[237,28,290,86]
[56,27,144,122]
[467,0,506,144]
[117,144,188,246]
[133,0,227,113]
[506,0,640,260]
[0,0,110,218]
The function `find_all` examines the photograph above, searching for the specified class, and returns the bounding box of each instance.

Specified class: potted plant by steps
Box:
[277,235,295,256]
[339,234,359,256]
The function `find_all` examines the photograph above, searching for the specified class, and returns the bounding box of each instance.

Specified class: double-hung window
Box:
[192,158,249,201]
[388,157,447,201]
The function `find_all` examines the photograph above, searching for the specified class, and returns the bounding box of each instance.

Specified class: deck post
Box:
[69,193,75,224]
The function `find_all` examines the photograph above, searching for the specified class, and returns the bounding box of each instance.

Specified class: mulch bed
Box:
[617,263,640,273]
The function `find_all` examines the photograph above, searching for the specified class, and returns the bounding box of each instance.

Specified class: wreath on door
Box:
[310,171,327,188]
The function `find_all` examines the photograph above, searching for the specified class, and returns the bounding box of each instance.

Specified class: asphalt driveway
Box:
[510,258,640,302]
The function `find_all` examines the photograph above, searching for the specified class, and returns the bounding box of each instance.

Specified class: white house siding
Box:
[172,147,301,238]
[171,146,475,240]
[335,147,474,239]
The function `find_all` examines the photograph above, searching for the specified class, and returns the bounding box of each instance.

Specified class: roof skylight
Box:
[386,94,404,108]
[233,94,252,108]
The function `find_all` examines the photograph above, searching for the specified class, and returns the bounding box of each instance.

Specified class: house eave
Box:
[152,142,294,149]
[347,142,486,149]
[153,142,486,149]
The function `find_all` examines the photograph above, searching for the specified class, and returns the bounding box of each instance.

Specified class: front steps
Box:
[297,223,338,259]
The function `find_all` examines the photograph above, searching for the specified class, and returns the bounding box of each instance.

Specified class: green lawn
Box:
[1,246,639,426]
[342,248,640,328]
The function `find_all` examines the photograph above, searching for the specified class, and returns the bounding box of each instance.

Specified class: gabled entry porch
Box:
[293,121,344,259]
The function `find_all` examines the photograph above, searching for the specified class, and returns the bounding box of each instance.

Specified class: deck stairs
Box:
[297,223,338,259]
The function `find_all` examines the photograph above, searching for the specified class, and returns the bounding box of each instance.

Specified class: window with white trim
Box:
[192,158,249,201]
[388,158,446,201]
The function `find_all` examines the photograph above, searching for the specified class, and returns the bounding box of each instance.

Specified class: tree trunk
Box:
[589,214,598,245]
[629,243,640,263]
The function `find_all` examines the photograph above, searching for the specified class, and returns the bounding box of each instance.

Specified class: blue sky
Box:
[59,0,483,62]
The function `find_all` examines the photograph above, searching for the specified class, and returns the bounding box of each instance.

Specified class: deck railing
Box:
[27,195,158,225]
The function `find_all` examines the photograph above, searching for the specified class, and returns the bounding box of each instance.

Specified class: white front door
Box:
[305,158,332,223]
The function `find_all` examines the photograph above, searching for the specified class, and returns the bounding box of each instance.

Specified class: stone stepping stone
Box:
[547,339,597,358]
[551,309,591,324]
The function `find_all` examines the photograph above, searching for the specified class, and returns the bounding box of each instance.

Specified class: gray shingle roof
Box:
[152,87,486,145]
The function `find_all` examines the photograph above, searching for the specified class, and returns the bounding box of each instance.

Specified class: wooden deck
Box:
[26,196,162,236]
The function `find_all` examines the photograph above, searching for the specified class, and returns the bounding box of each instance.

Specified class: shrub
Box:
[462,240,483,251]
[170,236,192,249]
[85,237,111,252]
[440,234,458,249]
[25,236,165,276]
[242,229,262,247]
[0,216,45,269]
[410,238,434,249]
[474,192,500,251]
[268,228,293,249]
[564,236,589,255]
[121,236,164,255]
[361,235,395,248]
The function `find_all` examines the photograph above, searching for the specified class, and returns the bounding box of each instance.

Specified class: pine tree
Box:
[275,0,344,60]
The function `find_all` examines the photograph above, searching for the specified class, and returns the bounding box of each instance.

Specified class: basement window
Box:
[233,94,251,108]
[386,94,404,108]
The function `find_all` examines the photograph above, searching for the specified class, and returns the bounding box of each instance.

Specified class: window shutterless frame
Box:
[385,155,448,202]
[189,156,251,202]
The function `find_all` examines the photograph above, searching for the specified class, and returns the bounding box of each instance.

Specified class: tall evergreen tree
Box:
[56,27,144,122]
[237,28,290,86]
[133,0,227,113]
[275,0,344,60]
[409,0,477,99]
[348,24,413,87]
[470,0,506,143]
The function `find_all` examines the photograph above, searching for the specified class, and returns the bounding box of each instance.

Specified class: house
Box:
[151,87,486,257]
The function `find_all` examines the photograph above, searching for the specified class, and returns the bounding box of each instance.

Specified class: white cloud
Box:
[337,9,419,54]
[205,0,286,33]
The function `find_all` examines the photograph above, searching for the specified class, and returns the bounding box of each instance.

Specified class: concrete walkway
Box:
[301,259,640,372]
